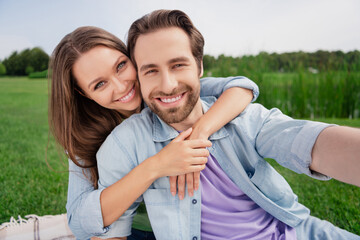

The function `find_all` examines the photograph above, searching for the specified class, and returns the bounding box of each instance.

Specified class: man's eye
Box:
[145,69,156,75]
[173,64,185,69]
[94,81,105,90]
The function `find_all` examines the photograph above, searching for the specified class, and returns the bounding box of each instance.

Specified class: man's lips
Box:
[155,92,186,106]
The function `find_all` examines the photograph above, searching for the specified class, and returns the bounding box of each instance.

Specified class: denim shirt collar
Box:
[151,97,229,142]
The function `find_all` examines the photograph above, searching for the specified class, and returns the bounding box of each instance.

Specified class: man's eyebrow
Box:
[139,63,157,73]
[168,56,190,64]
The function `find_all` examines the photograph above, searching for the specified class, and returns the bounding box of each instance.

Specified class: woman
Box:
[49,26,259,239]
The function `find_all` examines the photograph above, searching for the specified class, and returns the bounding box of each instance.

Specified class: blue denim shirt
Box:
[66,76,259,239]
[96,97,331,239]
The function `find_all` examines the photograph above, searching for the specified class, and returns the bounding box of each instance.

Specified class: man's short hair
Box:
[127,9,204,73]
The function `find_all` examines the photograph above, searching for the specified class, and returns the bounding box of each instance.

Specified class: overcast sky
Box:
[0,0,359,61]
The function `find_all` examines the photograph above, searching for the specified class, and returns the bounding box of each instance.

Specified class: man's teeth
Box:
[160,95,182,103]
[120,88,134,101]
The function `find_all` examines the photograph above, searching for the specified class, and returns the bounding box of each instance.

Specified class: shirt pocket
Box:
[143,188,178,205]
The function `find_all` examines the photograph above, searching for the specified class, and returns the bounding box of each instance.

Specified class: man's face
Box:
[134,27,203,124]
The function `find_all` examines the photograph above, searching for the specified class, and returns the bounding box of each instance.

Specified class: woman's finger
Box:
[177,175,186,200]
[186,173,194,197]
[190,148,210,158]
[193,171,201,191]
[173,128,192,142]
[187,139,212,149]
[169,176,177,196]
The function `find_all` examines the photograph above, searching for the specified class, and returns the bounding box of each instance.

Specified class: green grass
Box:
[256,71,360,119]
[0,77,68,223]
[0,77,359,235]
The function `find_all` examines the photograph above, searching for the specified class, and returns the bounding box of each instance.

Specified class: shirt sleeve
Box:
[66,160,108,239]
[200,76,259,102]
[244,104,333,180]
[95,132,142,238]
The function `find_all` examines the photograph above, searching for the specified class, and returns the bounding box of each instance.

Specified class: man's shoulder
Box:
[99,108,154,152]
[97,108,154,162]
[234,103,270,120]
[112,107,154,135]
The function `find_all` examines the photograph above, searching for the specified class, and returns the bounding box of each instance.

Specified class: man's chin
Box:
[154,109,187,124]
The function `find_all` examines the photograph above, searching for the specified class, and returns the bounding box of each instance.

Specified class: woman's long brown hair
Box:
[48,26,129,188]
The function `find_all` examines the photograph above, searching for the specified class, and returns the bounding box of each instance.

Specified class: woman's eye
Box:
[94,81,105,90]
[117,61,127,72]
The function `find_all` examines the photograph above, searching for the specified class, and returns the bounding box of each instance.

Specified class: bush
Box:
[25,66,35,75]
[28,70,48,78]
[0,63,6,76]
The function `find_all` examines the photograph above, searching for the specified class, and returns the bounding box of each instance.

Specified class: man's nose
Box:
[160,71,178,94]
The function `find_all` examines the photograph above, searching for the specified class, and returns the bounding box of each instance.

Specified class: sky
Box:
[0,0,360,61]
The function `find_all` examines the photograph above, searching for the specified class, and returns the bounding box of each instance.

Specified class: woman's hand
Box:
[170,87,254,199]
[153,128,211,182]
[168,124,212,200]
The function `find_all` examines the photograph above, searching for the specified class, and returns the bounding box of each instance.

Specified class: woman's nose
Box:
[111,76,127,93]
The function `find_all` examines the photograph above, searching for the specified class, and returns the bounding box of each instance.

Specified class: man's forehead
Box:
[134,27,192,65]
[134,28,189,53]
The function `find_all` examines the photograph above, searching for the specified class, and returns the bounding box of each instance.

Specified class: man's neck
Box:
[170,98,203,132]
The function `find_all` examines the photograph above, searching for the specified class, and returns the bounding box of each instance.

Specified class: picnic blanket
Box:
[0,214,75,240]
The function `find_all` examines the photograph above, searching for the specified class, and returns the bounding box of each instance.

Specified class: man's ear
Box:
[199,60,204,78]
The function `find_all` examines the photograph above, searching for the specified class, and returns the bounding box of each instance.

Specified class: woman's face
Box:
[73,45,142,117]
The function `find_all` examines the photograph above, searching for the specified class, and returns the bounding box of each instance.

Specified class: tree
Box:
[29,47,49,71]
[2,47,49,76]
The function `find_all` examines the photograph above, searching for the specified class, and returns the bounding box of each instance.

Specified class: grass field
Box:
[0,77,359,235]
[0,77,68,223]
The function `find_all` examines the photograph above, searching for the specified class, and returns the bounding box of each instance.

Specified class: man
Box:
[97,9,360,239]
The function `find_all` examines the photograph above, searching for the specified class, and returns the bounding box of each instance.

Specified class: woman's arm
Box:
[68,129,210,238]
[66,160,107,239]
[199,76,259,101]
[170,76,258,199]
[99,128,210,227]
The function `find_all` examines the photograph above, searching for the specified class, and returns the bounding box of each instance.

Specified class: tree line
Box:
[1,48,360,77]
[0,47,49,76]
[203,50,360,77]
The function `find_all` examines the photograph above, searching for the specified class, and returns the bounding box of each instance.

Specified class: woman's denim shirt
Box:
[66,76,259,239]
[96,97,331,239]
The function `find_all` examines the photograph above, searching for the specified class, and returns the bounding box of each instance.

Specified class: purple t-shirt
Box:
[200,154,297,240]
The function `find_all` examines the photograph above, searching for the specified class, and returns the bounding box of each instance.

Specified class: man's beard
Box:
[146,84,200,124]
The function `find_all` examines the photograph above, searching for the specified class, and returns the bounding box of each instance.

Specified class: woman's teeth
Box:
[119,88,134,102]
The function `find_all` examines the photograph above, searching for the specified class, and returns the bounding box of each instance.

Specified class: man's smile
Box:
[154,92,187,107]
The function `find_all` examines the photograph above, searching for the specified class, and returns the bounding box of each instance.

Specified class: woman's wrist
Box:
[141,155,163,180]
[190,117,213,140]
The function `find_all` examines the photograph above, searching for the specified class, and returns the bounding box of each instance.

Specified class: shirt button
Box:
[192,199,197,204]
[192,237,198,240]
